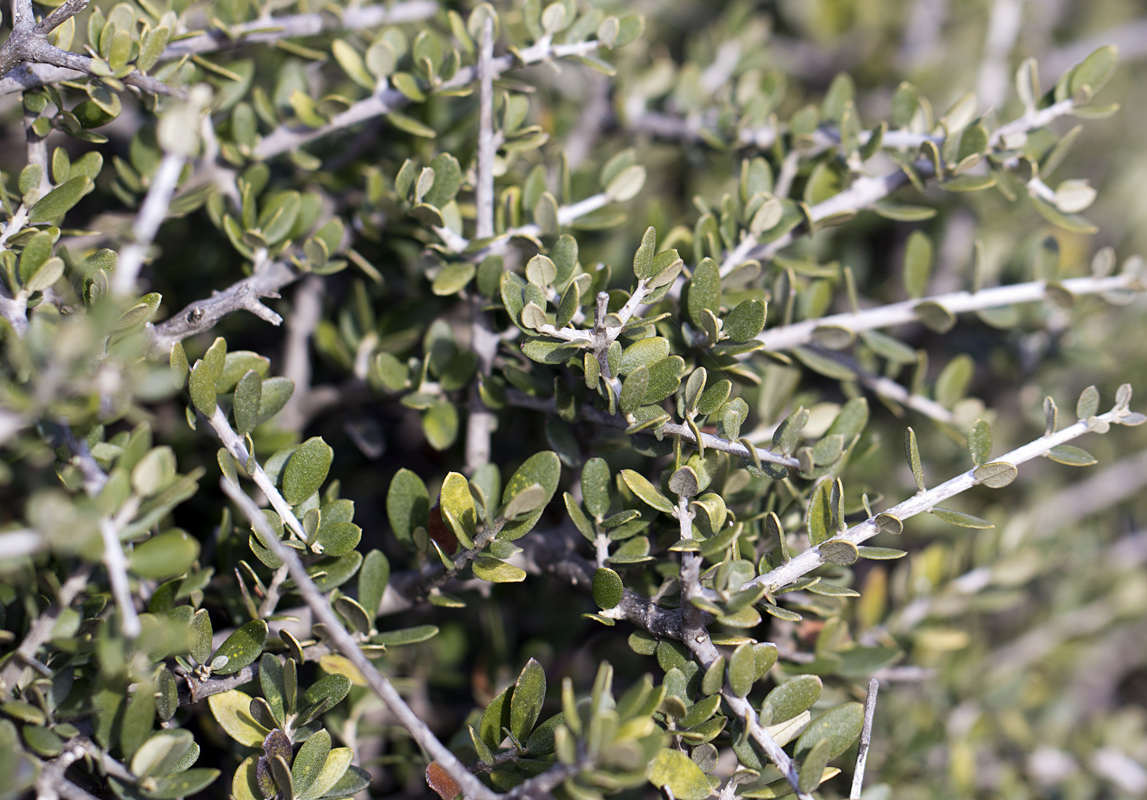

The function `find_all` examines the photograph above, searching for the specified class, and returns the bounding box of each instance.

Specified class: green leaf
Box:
[974,461,1018,488]
[129,529,199,579]
[619,337,671,374]
[212,619,268,675]
[632,226,657,279]
[620,469,673,513]
[1069,45,1118,99]
[388,469,428,550]
[967,419,992,466]
[903,230,932,299]
[725,299,766,342]
[582,457,612,518]
[905,427,925,491]
[794,702,864,761]
[358,549,390,619]
[593,567,623,609]
[500,451,561,540]
[291,729,330,798]
[131,729,196,779]
[440,472,477,548]
[620,365,649,416]
[760,675,822,725]
[207,690,271,747]
[728,642,755,697]
[647,748,712,800]
[931,507,994,528]
[298,748,354,800]
[1076,385,1100,420]
[510,658,546,743]
[282,437,333,505]
[143,769,220,799]
[28,176,92,223]
[798,738,833,793]
[607,165,646,202]
[312,521,361,557]
[233,371,262,435]
[258,377,295,424]
[189,360,218,417]
[1047,445,1098,466]
[820,539,859,565]
[687,258,721,329]
[480,686,513,749]
[472,556,527,583]
[422,401,459,450]
[806,478,832,546]
[302,673,352,709]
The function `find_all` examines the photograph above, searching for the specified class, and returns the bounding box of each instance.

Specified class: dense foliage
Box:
[1,1,1146,799]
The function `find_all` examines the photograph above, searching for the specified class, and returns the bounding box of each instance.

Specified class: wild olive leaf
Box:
[211,620,268,675]
[620,469,674,513]
[499,451,561,540]
[282,437,333,506]
[207,691,271,747]
[794,702,864,761]
[647,748,711,800]
[510,659,546,743]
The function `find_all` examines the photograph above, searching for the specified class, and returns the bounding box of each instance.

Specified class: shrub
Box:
[1,2,1145,799]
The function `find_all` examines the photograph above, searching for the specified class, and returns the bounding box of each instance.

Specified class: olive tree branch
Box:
[849,678,880,799]
[205,406,308,542]
[111,152,186,297]
[159,1,438,60]
[745,399,1142,595]
[684,632,813,800]
[465,15,498,474]
[755,270,1142,353]
[0,0,178,96]
[220,478,499,800]
[145,260,295,357]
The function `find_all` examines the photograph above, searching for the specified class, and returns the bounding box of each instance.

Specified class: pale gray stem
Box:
[112,153,185,297]
[475,16,495,240]
[756,272,1141,353]
[207,406,308,542]
[276,276,325,432]
[850,679,880,799]
[221,478,499,800]
[99,496,142,639]
[745,405,1133,594]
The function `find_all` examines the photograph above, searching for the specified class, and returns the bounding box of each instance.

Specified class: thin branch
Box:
[850,679,880,799]
[276,275,325,432]
[98,499,142,639]
[159,1,439,61]
[206,406,307,542]
[464,15,499,476]
[475,16,496,241]
[810,347,956,424]
[221,478,499,800]
[745,402,1139,594]
[684,632,813,800]
[756,271,1142,353]
[146,260,295,357]
[111,152,186,297]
